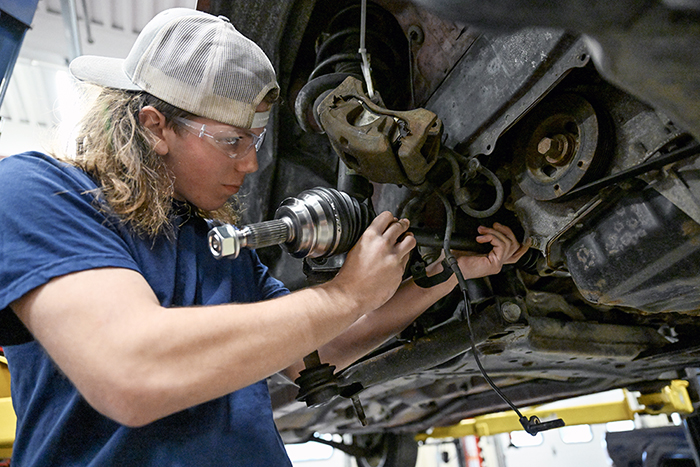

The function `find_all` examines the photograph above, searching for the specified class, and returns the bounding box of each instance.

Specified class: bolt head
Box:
[538,134,573,166]
[501,302,522,323]
[537,137,553,155]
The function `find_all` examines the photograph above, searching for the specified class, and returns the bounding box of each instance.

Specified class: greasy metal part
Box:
[409,0,700,143]
[335,303,668,393]
[559,140,700,201]
[273,300,685,435]
[406,24,424,107]
[317,76,443,186]
[375,0,478,107]
[426,30,589,155]
[500,302,522,323]
[295,350,366,427]
[538,134,575,166]
[408,0,653,32]
[514,116,698,273]
[446,153,505,218]
[417,380,694,441]
[336,304,513,390]
[514,93,606,200]
[410,229,485,252]
[274,328,700,440]
[359,0,374,99]
[542,193,608,271]
[587,7,700,144]
[294,73,355,133]
[511,85,687,268]
[295,351,340,408]
[293,1,411,132]
[649,162,700,227]
[564,181,700,313]
[527,317,669,357]
[208,187,371,259]
[351,395,368,426]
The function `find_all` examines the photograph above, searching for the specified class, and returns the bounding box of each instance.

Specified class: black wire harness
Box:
[436,192,565,436]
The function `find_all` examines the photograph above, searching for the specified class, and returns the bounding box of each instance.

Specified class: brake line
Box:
[436,191,565,436]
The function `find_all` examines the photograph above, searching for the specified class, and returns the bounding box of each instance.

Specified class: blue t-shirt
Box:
[0,152,293,466]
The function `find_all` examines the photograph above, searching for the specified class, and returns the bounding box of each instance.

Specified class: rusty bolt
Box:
[537,134,573,166]
[537,137,553,155]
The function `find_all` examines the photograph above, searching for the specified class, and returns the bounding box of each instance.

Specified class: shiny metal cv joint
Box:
[208,187,370,260]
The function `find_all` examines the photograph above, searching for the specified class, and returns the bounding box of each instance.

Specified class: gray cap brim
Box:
[69,55,143,91]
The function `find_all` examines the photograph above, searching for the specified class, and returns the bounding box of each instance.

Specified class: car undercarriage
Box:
[203,0,700,464]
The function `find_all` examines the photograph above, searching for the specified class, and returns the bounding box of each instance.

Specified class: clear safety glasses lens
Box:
[175,117,265,159]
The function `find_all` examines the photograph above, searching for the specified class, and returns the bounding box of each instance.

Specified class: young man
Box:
[0,8,527,466]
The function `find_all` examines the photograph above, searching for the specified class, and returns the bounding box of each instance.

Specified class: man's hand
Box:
[332,211,416,313]
[455,222,530,280]
[297,221,527,375]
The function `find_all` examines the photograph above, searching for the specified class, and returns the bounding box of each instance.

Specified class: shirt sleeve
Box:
[250,250,290,300]
[0,153,142,312]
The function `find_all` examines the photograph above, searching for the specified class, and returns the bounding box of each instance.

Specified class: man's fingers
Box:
[395,231,416,258]
[368,211,397,233]
[476,223,530,264]
[385,218,409,235]
[376,215,414,249]
[368,212,412,237]
[504,238,532,264]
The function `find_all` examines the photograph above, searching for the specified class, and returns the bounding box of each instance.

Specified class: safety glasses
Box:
[174,116,266,159]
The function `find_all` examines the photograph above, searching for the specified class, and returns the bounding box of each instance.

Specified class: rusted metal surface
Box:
[317,76,442,186]
[513,94,606,200]
[374,0,479,106]
[565,183,700,313]
[510,78,690,267]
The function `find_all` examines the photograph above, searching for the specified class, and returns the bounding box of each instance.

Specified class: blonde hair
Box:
[57,86,239,238]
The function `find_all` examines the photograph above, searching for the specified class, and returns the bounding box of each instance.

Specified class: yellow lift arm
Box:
[417,380,695,441]
[0,356,14,458]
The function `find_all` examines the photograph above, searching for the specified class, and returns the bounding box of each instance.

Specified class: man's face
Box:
[160,108,268,211]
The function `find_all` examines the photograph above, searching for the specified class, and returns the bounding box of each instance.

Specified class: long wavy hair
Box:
[58,86,240,238]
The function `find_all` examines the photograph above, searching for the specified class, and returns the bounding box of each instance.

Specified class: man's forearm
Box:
[13,268,369,427]
[289,260,458,377]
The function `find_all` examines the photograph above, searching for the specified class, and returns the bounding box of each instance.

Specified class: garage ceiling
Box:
[0,0,197,157]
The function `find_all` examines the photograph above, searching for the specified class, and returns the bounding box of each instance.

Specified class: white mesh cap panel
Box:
[133,15,278,128]
[70,8,279,129]
[146,19,213,87]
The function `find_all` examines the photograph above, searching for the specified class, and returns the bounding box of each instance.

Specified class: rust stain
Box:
[682,220,700,241]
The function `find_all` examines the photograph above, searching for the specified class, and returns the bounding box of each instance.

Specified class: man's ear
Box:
[139,106,169,155]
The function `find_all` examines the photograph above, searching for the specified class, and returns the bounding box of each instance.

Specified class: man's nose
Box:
[236,150,259,174]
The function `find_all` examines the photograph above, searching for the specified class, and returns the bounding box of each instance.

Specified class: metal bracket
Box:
[649,167,700,227]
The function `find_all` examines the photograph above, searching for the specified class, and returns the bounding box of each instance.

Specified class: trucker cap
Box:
[69,8,279,129]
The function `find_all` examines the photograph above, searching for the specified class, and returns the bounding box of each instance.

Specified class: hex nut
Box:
[208,224,240,258]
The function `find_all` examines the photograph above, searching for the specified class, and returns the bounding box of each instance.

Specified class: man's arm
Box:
[286,223,529,377]
[11,212,414,428]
